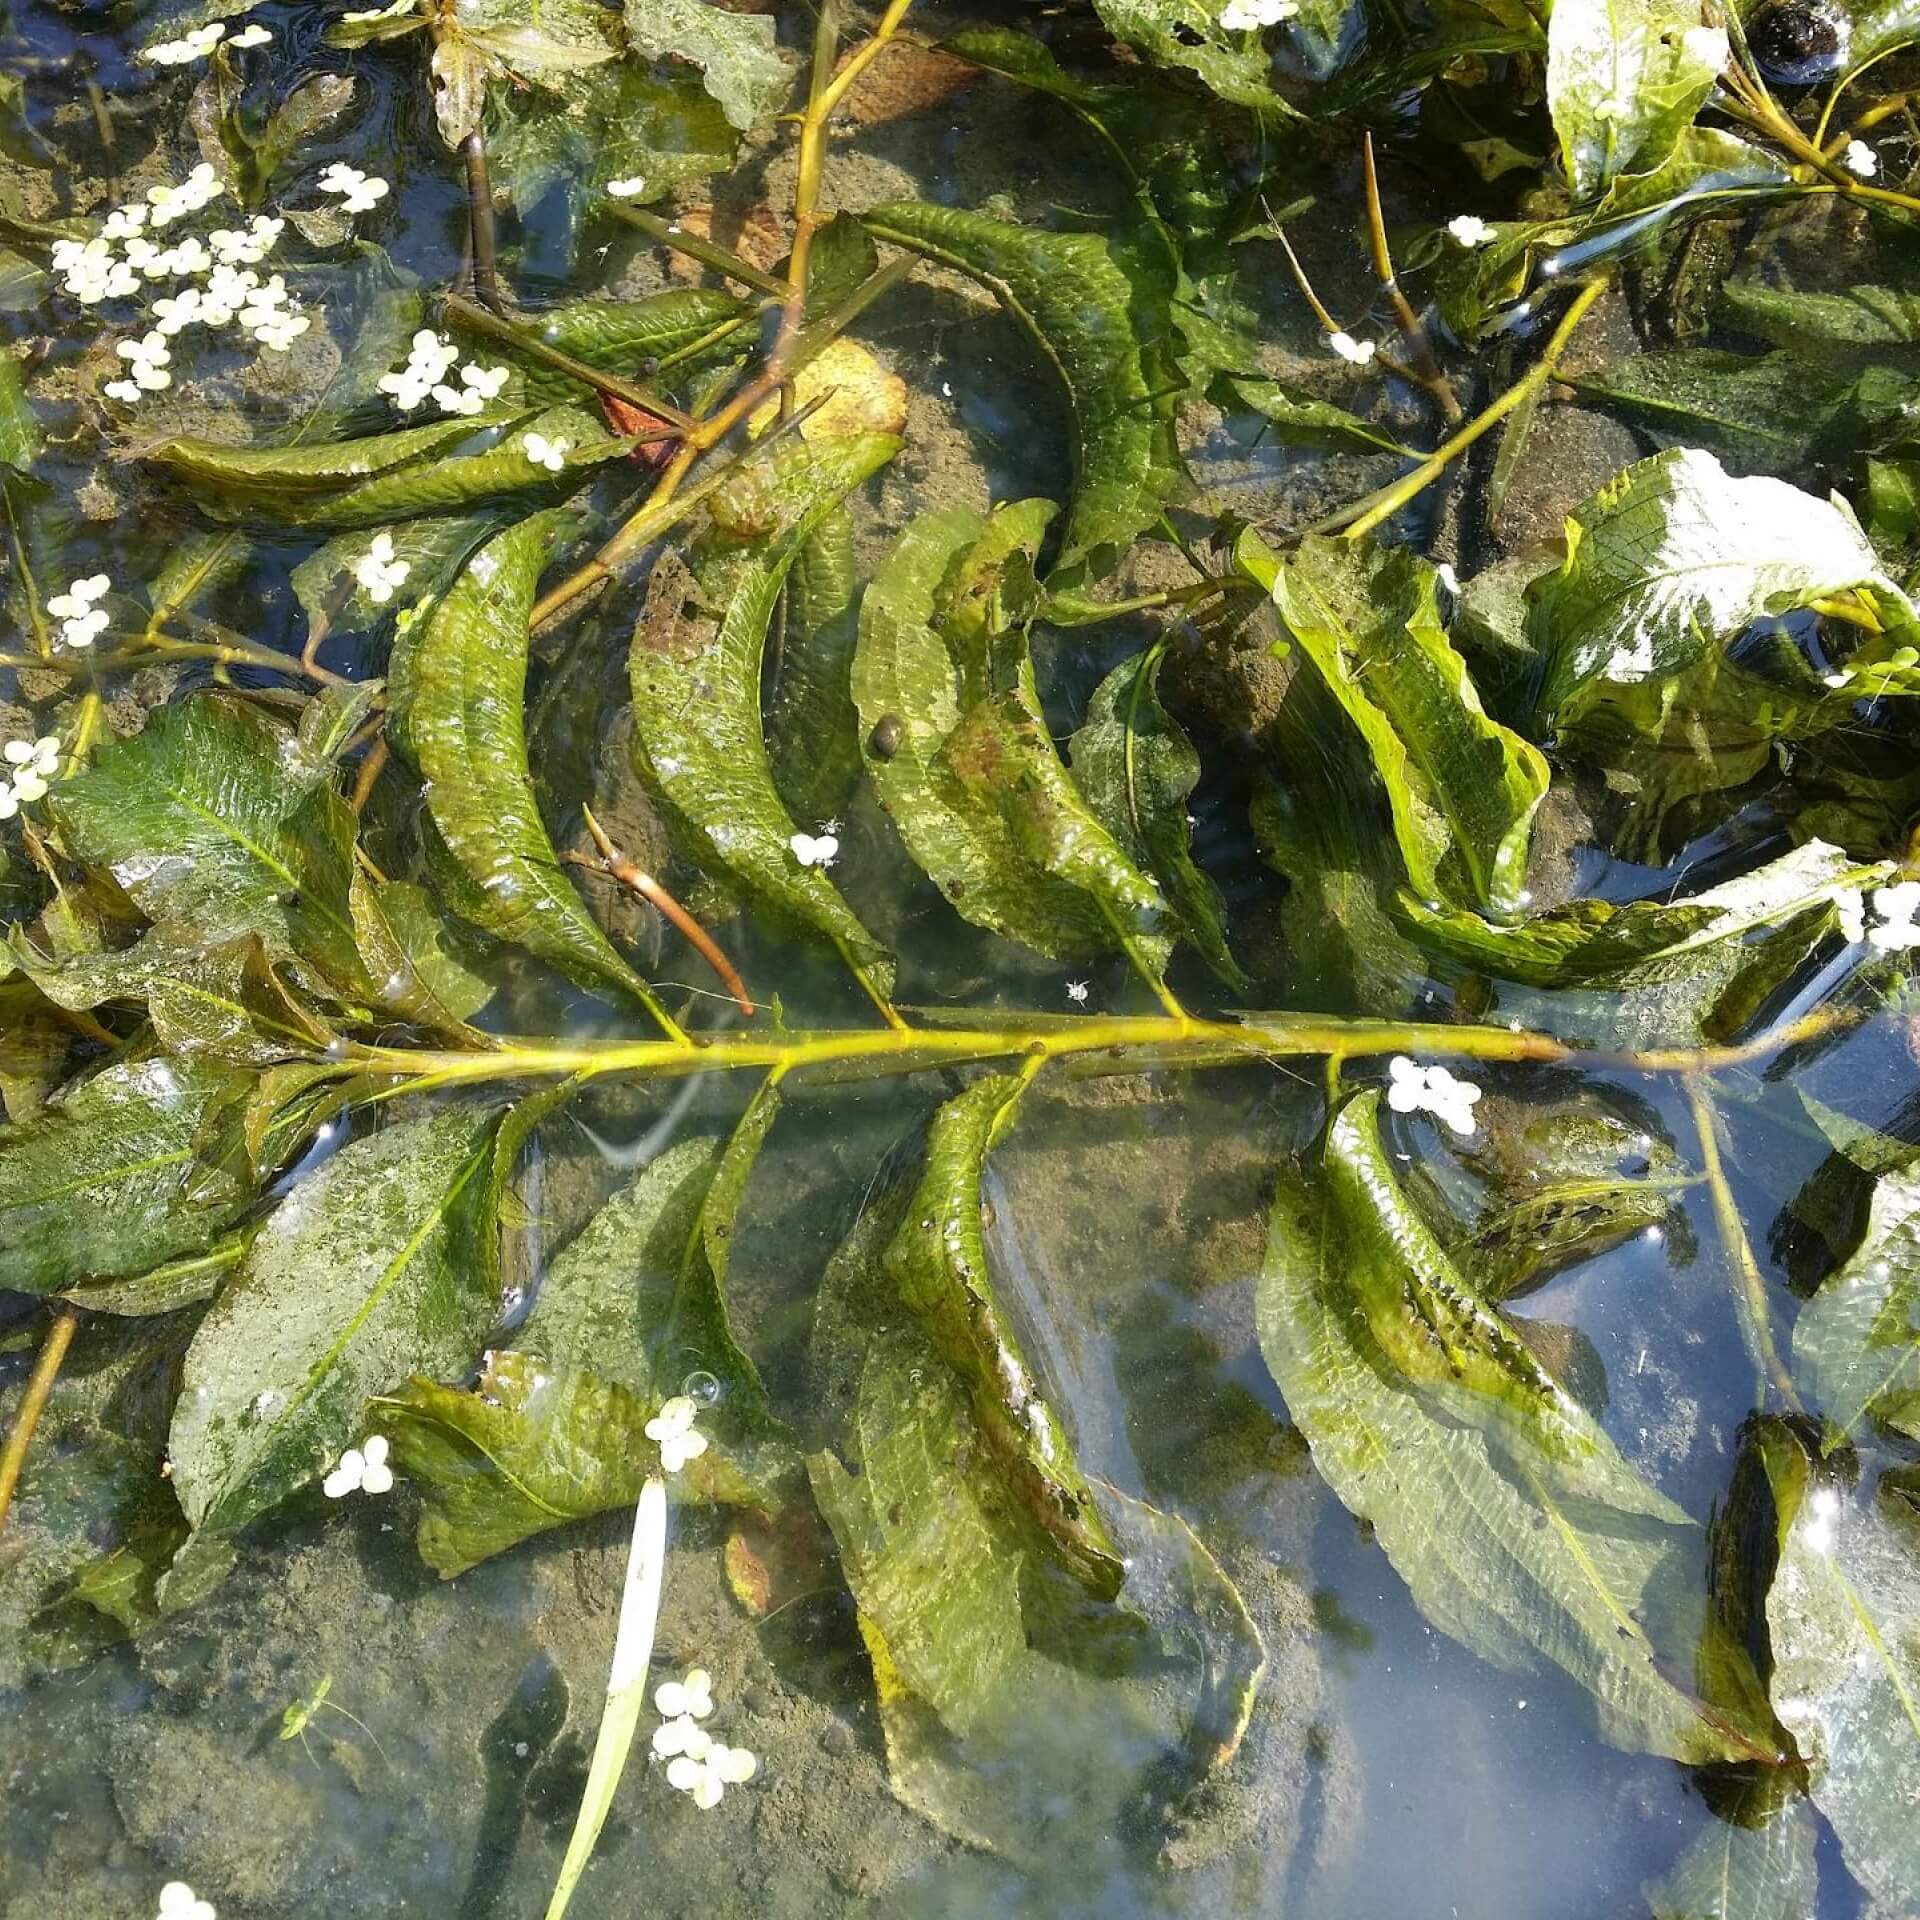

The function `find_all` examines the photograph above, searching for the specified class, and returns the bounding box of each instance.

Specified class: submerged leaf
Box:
[860,203,1184,581]
[1258,1092,1774,1764]
[1069,647,1248,992]
[409,512,660,1007]
[166,1108,498,1564]
[621,0,793,131]
[853,503,1173,971]
[766,504,864,825]
[627,435,897,995]
[1090,0,1303,110]
[148,414,488,501]
[1241,532,1549,919]
[1643,1779,1819,1920]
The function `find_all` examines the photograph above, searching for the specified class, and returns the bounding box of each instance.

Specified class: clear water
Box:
[0,1,1903,1915]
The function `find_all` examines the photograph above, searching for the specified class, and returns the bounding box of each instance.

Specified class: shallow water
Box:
[1,0,1916,1915]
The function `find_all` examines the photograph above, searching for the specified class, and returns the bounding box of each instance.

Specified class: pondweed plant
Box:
[7,0,1920,1912]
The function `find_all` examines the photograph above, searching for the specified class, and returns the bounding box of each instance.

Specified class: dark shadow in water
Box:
[457,1651,572,1920]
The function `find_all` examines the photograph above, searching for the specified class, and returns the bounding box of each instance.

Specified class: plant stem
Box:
[461,132,502,312]
[1323,276,1607,541]
[609,204,790,299]
[1685,1077,1802,1411]
[442,293,696,433]
[1361,133,1461,423]
[0,1305,80,1533]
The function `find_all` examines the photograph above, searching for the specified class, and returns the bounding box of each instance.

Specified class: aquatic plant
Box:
[4,0,1920,1911]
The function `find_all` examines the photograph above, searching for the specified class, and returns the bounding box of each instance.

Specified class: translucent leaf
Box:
[1069,647,1248,992]
[347,871,497,1040]
[0,1055,251,1297]
[860,203,1185,583]
[627,435,898,996]
[1530,449,1910,723]
[852,503,1174,970]
[166,1107,499,1556]
[1257,1091,1776,1765]
[1214,372,1411,457]
[1643,1777,1819,1920]
[407,511,659,1007]
[1398,840,1885,988]
[1240,532,1549,919]
[1089,0,1306,110]
[621,0,794,131]
[1545,0,1723,201]
[766,504,864,825]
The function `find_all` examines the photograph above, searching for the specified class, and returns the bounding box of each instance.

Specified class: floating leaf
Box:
[167,1108,498,1559]
[1530,449,1909,723]
[1739,1422,1920,1912]
[148,414,491,501]
[622,0,794,131]
[853,502,1174,971]
[627,436,898,997]
[409,512,660,1007]
[0,1056,250,1297]
[1793,1162,1920,1444]
[1258,1091,1774,1764]
[1545,0,1723,201]
[861,203,1184,582]
[1240,532,1550,919]
[1397,840,1885,987]
[1069,647,1248,992]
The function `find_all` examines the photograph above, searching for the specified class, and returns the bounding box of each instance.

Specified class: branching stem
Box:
[1361,134,1462,423]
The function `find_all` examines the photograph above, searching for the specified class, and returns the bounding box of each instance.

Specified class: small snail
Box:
[1747,0,1850,85]
[868,712,906,759]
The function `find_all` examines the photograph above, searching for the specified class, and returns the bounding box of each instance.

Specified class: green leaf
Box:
[166,1107,498,1556]
[1718,279,1920,357]
[1397,840,1886,988]
[1240,532,1549,919]
[766,505,864,826]
[860,203,1185,582]
[852,503,1174,970]
[1545,0,1724,201]
[1070,647,1248,992]
[1794,1163,1920,1444]
[1257,1091,1774,1765]
[887,1076,1124,1596]
[1089,0,1303,110]
[347,871,497,1039]
[291,507,514,649]
[1214,372,1412,457]
[245,407,627,532]
[47,695,364,992]
[0,352,37,474]
[627,436,898,996]
[409,511,660,1008]
[1742,1422,1920,1912]
[1644,1780,1819,1920]
[1530,449,1909,723]
[148,414,491,500]
[0,1056,250,1296]
[621,0,794,131]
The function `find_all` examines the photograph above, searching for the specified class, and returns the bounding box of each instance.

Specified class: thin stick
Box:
[609,205,789,299]
[1361,134,1461,422]
[350,737,389,814]
[443,294,696,433]
[573,805,755,1016]
[1267,219,1422,389]
[1686,1078,1802,1410]
[1321,277,1606,541]
[462,132,502,313]
[0,1306,80,1533]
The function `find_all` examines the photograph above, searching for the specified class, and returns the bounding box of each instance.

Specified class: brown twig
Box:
[572,805,755,1016]
[350,737,389,814]
[0,1306,80,1533]
[1361,134,1462,423]
[462,131,503,313]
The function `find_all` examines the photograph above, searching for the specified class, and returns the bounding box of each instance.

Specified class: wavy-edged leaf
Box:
[1794,1164,1920,1444]
[861,202,1183,582]
[227,407,625,533]
[888,1075,1123,1596]
[148,414,492,501]
[47,694,365,991]
[1531,449,1909,723]
[1070,646,1248,992]
[1719,279,1920,357]
[767,504,863,825]
[1545,0,1723,201]
[292,507,514,650]
[1089,0,1304,110]
[410,511,658,1007]
[1258,1090,1774,1765]
[0,1056,251,1296]
[628,435,898,994]
[853,503,1173,970]
[1739,1422,1920,1911]
[622,0,793,130]
[166,1107,499,1565]
[1240,531,1549,919]
[1397,839,1886,988]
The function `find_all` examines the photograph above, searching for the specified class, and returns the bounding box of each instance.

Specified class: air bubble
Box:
[682,1369,722,1407]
